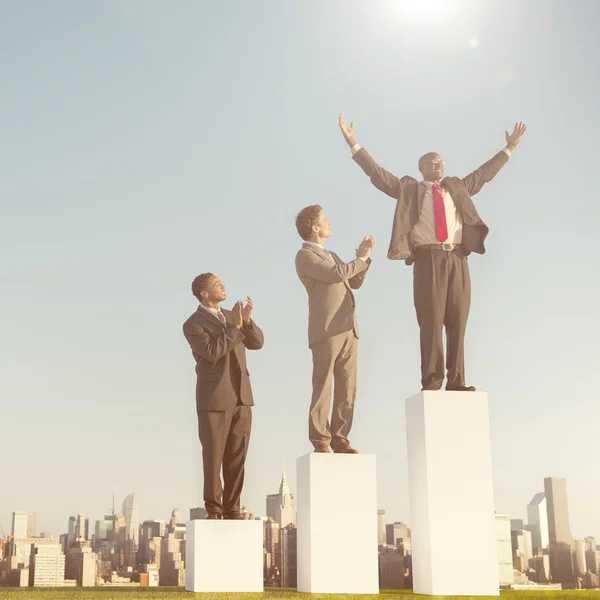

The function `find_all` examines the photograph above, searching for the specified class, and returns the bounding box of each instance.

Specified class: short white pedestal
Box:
[185,519,263,592]
[406,391,499,596]
[297,452,379,594]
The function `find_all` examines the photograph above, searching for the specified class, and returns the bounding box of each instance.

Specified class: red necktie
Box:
[432,183,448,242]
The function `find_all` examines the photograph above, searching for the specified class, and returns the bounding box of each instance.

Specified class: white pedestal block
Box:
[406,391,499,596]
[185,519,263,592]
[297,452,379,594]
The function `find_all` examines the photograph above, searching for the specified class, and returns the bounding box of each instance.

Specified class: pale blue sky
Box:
[1,0,599,540]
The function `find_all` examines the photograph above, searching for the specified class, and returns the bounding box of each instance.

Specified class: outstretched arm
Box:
[461,121,527,196]
[339,114,407,199]
[296,236,372,284]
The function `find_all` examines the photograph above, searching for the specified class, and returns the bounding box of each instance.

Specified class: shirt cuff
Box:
[357,256,367,262]
[502,147,512,157]
[351,143,362,155]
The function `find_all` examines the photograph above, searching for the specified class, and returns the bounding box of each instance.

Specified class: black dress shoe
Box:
[446,385,476,392]
[224,512,245,520]
[206,512,223,520]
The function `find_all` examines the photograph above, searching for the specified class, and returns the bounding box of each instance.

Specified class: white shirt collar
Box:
[199,304,224,318]
[304,241,326,250]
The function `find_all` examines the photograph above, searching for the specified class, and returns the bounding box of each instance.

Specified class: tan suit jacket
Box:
[183,307,264,411]
[295,243,371,347]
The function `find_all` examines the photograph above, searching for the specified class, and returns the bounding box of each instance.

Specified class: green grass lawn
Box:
[0,588,597,600]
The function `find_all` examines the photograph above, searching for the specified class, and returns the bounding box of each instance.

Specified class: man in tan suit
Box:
[295,205,375,453]
[183,273,264,519]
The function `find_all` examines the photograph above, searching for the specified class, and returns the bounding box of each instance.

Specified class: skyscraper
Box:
[122,493,140,544]
[574,540,587,576]
[64,516,77,553]
[264,518,281,585]
[30,544,65,587]
[168,508,180,534]
[280,523,297,588]
[266,471,295,529]
[526,492,549,554]
[75,514,89,541]
[27,514,36,538]
[65,545,98,586]
[386,522,411,552]
[122,493,140,567]
[511,528,533,573]
[377,510,386,546]
[584,537,599,575]
[11,512,28,538]
[139,520,165,565]
[544,477,574,584]
[160,515,185,586]
[495,514,514,587]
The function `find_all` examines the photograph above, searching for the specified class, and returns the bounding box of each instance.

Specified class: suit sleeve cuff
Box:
[351,143,362,155]
[502,147,512,157]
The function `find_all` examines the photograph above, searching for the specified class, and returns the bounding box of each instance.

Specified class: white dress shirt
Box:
[349,143,511,246]
[200,303,227,325]
[410,181,462,246]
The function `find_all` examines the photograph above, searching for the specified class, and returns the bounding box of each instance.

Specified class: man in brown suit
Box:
[183,273,264,519]
[295,205,375,453]
[339,115,526,391]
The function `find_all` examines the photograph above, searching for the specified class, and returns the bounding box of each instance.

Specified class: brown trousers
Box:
[197,405,252,516]
[413,247,471,389]
[309,330,358,449]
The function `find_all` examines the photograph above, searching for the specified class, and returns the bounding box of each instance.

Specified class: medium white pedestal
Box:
[297,452,379,594]
[406,391,499,596]
[185,519,263,592]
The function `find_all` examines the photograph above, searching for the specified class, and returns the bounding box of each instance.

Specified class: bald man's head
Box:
[418,152,445,182]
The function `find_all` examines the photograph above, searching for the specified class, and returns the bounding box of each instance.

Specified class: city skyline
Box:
[3,471,597,547]
[3,466,599,544]
[2,0,599,544]
[3,471,598,590]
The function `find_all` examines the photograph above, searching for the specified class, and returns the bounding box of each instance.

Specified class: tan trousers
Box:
[309,330,358,449]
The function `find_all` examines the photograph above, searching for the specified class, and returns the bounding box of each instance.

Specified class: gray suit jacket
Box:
[295,243,371,347]
[183,306,264,411]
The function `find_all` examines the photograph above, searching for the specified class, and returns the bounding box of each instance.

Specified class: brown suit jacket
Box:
[295,243,371,347]
[183,306,264,411]
[352,148,510,264]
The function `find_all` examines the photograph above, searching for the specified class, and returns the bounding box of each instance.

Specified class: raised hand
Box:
[356,235,374,260]
[339,113,356,147]
[232,301,244,329]
[505,121,527,151]
[241,296,253,325]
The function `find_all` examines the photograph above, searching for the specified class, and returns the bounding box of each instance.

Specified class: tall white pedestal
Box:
[297,452,379,594]
[406,391,499,596]
[185,519,263,592]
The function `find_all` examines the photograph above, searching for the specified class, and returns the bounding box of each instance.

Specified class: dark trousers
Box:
[197,404,252,516]
[413,247,471,389]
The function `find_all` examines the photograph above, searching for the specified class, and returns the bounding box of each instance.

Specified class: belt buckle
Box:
[441,243,454,252]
